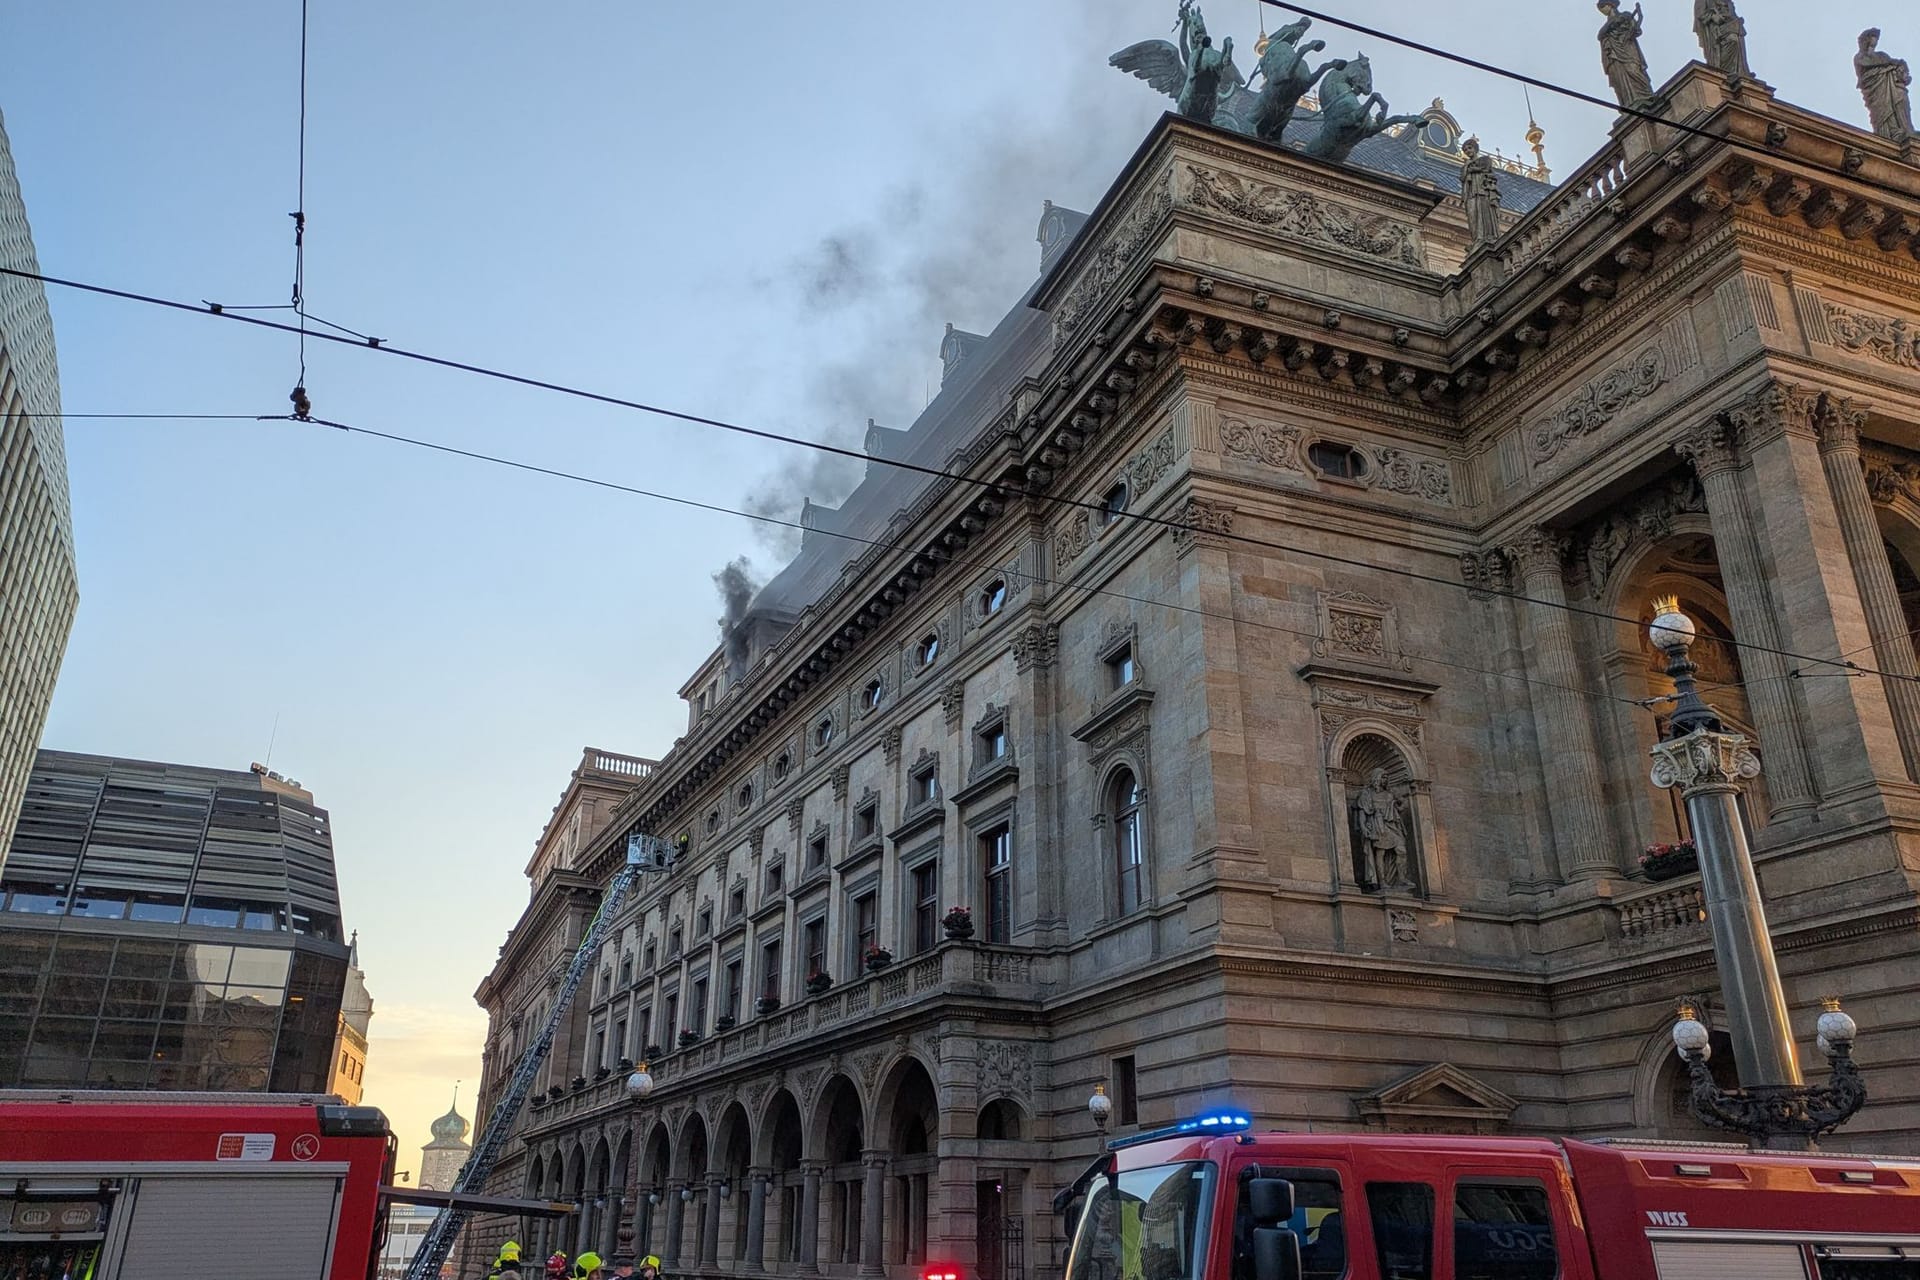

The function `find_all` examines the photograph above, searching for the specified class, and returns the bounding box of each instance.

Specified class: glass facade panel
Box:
[228,947,292,987]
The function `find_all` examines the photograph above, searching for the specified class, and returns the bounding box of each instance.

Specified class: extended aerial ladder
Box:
[405,832,675,1280]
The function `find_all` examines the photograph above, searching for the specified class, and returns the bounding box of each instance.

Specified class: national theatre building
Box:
[463,12,1920,1277]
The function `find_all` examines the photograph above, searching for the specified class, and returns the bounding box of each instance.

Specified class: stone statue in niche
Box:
[1855,28,1916,143]
[1353,768,1416,892]
[1693,0,1752,79]
[1596,1,1655,108]
[1459,137,1502,247]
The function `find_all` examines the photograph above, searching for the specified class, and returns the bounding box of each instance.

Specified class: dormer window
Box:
[916,634,940,667]
[1308,441,1368,481]
[981,580,1007,616]
[1100,482,1130,527]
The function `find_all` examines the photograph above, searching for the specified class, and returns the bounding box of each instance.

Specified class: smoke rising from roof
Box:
[714,556,761,677]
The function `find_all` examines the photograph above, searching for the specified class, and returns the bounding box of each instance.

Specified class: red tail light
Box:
[923,1266,962,1280]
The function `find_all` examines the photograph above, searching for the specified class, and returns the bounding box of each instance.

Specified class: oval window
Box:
[773,752,792,781]
[814,717,834,748]
[736,783,753,811]
[980,581,1007,616]
[1308,441,1368,481]
[863,679,884,712]
[1101,482,1130,527]
[917,634,941,667]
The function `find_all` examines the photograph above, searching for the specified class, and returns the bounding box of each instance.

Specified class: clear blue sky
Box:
[2,0,1903,1171]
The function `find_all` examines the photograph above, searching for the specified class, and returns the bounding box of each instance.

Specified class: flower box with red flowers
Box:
[1639,839,1699,881]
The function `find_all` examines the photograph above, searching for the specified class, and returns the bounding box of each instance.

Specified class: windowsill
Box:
[890,800,946,845]
[751,894,787,923]
[952,757,1020,807]
[836,836,885,875]
[788,867,831,900]
[717,913,749,943]
[1071,683,1156,744]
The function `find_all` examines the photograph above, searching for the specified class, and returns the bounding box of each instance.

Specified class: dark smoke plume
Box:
[714,556,761,677]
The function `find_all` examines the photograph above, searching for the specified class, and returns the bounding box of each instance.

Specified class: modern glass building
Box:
[0,103,79,869]
[0,751,351,1091]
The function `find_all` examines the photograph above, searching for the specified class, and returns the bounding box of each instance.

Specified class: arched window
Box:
[1111,769,1146,915]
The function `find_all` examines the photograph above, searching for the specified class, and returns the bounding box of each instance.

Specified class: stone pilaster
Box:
[1815,395,1920,780]
[1505,529,1618,878]
[1674,412,1820,816]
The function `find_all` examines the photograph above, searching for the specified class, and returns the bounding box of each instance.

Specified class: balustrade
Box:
[1616,879,1708,941]
[1502,144,1628,273]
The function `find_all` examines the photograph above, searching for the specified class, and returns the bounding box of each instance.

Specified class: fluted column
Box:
[1506,530,1618,877]
[745,1168,771,1271]
[701,1175,723,1267]
[859,1151,888,1275]
[1676,416,1820,815]
[1816,397,1920,779]
[663,1183,685,1266]
[798,1161,824,1274]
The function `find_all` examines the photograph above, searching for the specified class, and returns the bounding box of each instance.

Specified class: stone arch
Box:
[1874,500,1920,640]
[878,1057,941,1267]
[640,1120,673,1194]
[675,1110,711,1182]
[758,1088,806,1269]
[1629,1015,1740,1138]
[873,1055,941,1152]
[808,1073,866,1164]
[565,1142,588,1200]
[754,1086,804,1169]
[1093,754,1152,919]
[614,1131,632,1192]
[715,1100,754,1263]
[977,1096,1026,1142]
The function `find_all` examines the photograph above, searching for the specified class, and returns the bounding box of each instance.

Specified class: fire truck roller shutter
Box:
[111,1174,343,1278]
[1651,1240,1812,1279]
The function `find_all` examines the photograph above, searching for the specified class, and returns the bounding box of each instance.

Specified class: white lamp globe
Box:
[1649,596,1696,656]
[1673,1011,1711,1059]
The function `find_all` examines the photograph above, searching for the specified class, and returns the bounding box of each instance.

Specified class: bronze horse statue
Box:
[1305,56,1431,162]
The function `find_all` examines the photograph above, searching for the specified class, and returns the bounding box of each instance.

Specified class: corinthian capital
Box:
[1721,378,1822,448]
[1649,728,1762,793]
[1503,527,1569,581]
[1674,414,1742,477]
[1811,393,1869,455]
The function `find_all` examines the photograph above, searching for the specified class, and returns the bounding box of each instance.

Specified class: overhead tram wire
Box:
[292,0,310,403]
[10,262,1909,690]
[1254,0,1920,216]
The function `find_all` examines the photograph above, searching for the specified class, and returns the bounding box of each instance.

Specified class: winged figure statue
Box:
[1109,0,1249,127]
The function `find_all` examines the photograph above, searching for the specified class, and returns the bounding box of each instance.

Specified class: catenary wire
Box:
[1255,0,1920,219]
[8,264,1904,690]
[75,407,1650,715]
[293,0,310,385]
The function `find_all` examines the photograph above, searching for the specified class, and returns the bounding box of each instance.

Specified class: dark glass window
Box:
[980,722,1008,762]
[1115,1055,1139,1126]
[808,835,828,870]
[698,908,712,938]
[911,862,939,953]
[690,977,709,1032]
[728,885,746,918]
[663,993,679,1045]
[1453,1180,1556,1280]
[1108,645,1136,689]
[1367,1182,1435,1280]
[1112,769,1146,915]
[913,766,938,805]
[1231,1168,1347,1280]
[723,960,743,1020]
[804,919,828,979]
[982,825,1013,944]
[853,893,878,963]
[863,680,884,712]
[760,940,782,1001]
[1309,441,1368,480]
[766,861,785,895]
[815,718,835,749]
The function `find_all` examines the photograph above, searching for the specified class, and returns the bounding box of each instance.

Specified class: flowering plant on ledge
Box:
[1640,839,1699,881]
[714,1014,737,1031]
[864,944,894,971]
[754,995,781,1016]
[941,906,974,940]
[805,970,834,995]
[677,1029,701,1048]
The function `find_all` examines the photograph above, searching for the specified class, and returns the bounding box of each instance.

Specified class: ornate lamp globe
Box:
[626,1063,654,1101]
[1817,997,1858,1056]
[1649,595,1696,656]
[1673,1004,1712,1060]
[1088,1083,1113,1129]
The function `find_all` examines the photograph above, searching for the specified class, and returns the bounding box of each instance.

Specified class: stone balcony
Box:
[1612,874,1709,947]
[654,940,1056,1087]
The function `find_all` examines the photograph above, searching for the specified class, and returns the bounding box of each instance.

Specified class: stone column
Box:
[745,1168,771,1272]
[1505,530,1618,877]
[662,1184,685,1266]
[1676,415,1820,815]
[701,1175,724,1267]
[798,1161,824,1274]
[860,1151,888,1276]
[603,1192,624,1257]
[1815,397,1920,780]
[575,1199,593,1257]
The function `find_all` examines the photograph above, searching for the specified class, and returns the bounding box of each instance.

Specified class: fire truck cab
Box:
[1062,1111,1920,1280]
[0,1090,393,1280]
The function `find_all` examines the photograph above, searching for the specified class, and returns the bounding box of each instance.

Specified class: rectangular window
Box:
[591,1028,605,1071]
[613,1018,627,1062]
[698,908,712,938]
[643,941,656,970]
[913,765,938,805]
[980,723,1008,761]
[853,892,878,963]
[723,960,743,1020]
[1453,1179,1555,1280]
[1114,1054,1139,1126]
[729,885,746,918]
[1232,1168,1347,1280]
[637,1009,652,1054]
[663,993,679,1046]
[1108,644,1136,689]
[690,977,709,1033]
[668,927,683,957]
[982,824,1013,944]
[766,861,785,895]
[760,940,783,1001]
[619,954,634,986]
[855,803,878,841]
[911,862,939,953]
[808,834,828,869]
[804,919,828,979]
[1366,1182,1434,1280]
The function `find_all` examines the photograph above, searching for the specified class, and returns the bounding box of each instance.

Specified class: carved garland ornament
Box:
[1053,175,1174,341]
[1182,164,1426,268]
[1220,416,1303,470]
[1529,344,1668,463]
[1821,301,1920,371]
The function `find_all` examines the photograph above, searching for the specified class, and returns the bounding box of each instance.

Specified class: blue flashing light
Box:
[1108,1109,1253,1150]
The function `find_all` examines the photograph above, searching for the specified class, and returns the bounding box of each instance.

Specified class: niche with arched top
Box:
[1341,733,1426,897]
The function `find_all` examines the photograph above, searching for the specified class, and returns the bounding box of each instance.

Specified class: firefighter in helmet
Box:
[545,1253,569,1279]
[489,1242,525,1279]
[636,1255,663,1280]
[570,1252,605,1280]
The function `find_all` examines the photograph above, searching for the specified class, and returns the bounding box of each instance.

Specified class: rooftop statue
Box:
[1694,0,1753,79]
[1250,17,1340,144]
[1596,1,1656,108]
[1459,137,1503,247]
[1855,28,1916,143]
[1305,56,1431,163]
[1110,1,1249,127]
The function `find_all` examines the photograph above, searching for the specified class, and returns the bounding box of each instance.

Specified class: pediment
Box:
[1354,1062,1517,1132]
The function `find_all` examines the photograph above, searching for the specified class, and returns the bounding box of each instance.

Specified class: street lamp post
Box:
[1647,597,1866,1148]
[615,1063,655,1264]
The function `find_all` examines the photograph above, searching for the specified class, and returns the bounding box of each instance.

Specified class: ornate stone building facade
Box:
[463,59,1920,1279]
[0,103,77,869]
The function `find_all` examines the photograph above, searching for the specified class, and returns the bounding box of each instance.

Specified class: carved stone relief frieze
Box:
[1308,674,1430,751]
[882,728,903,765]
[941,680,967,728]
[1175,496,1237,554]
[1052,171,1174,343]
[1528,343,1668,463]
[1372,449,1453,503]
[1012,623,1060,673]
[1572,471,1707,596]
[1389,909,1419,943]
[1054,512,1093,571]
[1219,415,1303,470]
[976,1040,1034,1101]
[830,765,851,802]
[1122,426,1181,496]
[1181,164,1427,268]
[1313,591,1410,671]
[1821,300,1920,370]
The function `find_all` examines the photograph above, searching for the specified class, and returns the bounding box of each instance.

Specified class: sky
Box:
[2,0,1909,1176]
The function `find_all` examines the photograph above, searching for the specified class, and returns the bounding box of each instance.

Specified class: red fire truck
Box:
[1060,1110,1920,1280]
[0,1091,395,1280]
